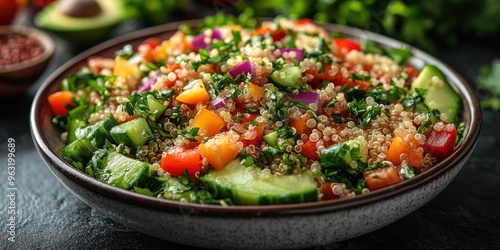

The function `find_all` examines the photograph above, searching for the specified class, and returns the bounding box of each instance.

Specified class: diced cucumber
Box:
[410,65,461,123]
[270,66,302,87]
[68,104,94,121]
[162,190,199,202]
[200,160,318,205]
[110,118,154,148]
[75,115,119,148]
[320,136,368,175]
[92,151,156,189]
[147,95,167,120]
[66,118,86,144]
[133,186,157,197]
[62,137,95,170]
[263,131,278,146]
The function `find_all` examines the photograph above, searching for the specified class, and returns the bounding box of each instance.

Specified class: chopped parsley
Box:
[179,127,200,142]
[347,98,385,128]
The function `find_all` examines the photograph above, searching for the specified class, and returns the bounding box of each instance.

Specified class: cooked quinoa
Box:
[53,16,462,205]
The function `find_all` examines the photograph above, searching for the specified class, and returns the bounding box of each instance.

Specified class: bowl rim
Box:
[30,19,482,217]
[0,25,55,74]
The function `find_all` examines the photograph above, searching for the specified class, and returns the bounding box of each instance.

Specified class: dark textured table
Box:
[1,20,500,249]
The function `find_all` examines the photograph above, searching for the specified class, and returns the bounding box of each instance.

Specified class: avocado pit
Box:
[60,0,102,18]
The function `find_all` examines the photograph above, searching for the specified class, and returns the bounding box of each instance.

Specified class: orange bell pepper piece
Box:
[176,79,211,105]
[386,131,423,168]
[47,91,75,116]
[190,107,226,140]
[113,56,138,78]
[289,112,311,135]
[200,132,241,170]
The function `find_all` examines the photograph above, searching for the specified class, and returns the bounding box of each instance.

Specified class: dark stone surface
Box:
[1,21,499,250]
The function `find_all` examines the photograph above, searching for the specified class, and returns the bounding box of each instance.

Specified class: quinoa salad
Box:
[49,15,464,205]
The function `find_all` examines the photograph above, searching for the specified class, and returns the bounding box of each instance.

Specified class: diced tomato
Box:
[405,65,420,79]
[386,131,423,168]
[333,38,362,56]
[289,112,312,135]
[423,123,457,160]
[47,91,75,116]
[240,112,260,123]
[167,63,182,73]
[301,139,334,160]
[363,166,402,191]
[139,38,161,62]
[200,133,241,170]
[252,26,287,42]
[321,182,341,200]
[141,37,161,49]
[301,139,320,160]
[271,29,287,42]
[294,18,312,26]
[232,122,265,147]
[161,145,202,180]
[252,26,272,36]
[305,66,371,91]
[157,63,182,89]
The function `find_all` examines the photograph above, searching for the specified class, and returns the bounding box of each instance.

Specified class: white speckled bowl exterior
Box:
[31,20,481,249]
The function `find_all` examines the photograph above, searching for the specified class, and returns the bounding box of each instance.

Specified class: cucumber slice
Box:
[200,160,318,205]
[66,118,86,144]
[411,65,460,123]
[263,131,278,146]
[92,152,156,189]
[75,115,119,148]
[110,118,154,148]
[147,95,167,120]
[234,174,318,205]
[270,66,302,87]
[62,137,95,170]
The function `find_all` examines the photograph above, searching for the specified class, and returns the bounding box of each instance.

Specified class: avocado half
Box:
[35,0,127,45]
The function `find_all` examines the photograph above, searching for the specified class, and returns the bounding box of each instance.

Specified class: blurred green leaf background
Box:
[125,0,500,110]
[233,0,500,53]
[125,0,500,54]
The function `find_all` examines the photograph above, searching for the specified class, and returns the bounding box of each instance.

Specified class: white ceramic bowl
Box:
[31,19,481,249]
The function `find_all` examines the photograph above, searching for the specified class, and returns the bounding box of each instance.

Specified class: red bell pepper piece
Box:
[294,18,312,26]
[333,38,362,54]
[423,123,457,160]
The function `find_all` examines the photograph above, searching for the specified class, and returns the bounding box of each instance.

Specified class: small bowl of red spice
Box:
[0,25,54,96]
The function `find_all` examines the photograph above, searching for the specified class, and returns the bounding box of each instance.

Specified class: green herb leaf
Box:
[387,47,413,65]
[232,30,242,47]
[179,127,200,142]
